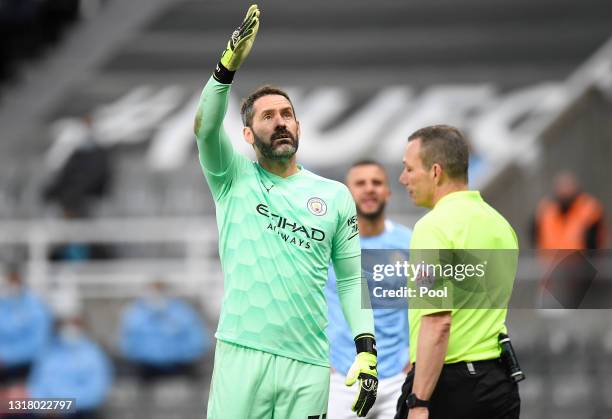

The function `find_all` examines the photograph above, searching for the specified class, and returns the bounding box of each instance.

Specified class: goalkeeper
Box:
[194,5,377,418]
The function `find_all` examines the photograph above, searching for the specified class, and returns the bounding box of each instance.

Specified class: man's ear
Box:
[432,163,443,185]
[243,126,254,145]
[296,120,301,139]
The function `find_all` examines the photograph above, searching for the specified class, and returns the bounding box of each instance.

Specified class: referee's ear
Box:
[432,163,444,185]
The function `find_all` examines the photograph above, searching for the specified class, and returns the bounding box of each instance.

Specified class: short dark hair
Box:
[347,159,388,183]
[350,159,385,170]
[408,124,469,182]
[240,85,295,127]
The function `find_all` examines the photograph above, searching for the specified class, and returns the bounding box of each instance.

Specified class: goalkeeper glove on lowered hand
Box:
[213,4,260,84]
[345,333,378,417]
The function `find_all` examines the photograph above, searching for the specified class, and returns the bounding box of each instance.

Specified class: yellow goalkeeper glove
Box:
[213,4,260,83]
[345,334,378,417]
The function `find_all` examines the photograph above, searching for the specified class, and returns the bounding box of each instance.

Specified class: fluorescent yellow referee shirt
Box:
[409,190,518,363]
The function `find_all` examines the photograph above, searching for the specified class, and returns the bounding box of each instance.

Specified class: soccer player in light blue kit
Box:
[327,161,412,418]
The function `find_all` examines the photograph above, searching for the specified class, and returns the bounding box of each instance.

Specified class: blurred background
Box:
[0,0,611,418]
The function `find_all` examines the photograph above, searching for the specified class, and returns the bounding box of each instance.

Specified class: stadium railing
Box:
[0,217,222,302]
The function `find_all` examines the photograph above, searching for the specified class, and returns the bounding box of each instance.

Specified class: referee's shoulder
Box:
[480,199,519,245]
[483,199,514,228]
[412,211,442,235]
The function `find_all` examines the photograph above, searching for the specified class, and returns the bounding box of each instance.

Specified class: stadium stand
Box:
[0,0,81,86]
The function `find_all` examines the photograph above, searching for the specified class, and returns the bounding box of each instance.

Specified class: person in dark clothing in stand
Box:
[43,115,111,217]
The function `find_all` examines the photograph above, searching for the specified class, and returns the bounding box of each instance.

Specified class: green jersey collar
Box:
[256,162,305,182]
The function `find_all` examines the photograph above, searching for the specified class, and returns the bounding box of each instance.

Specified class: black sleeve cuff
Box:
[213,62,236,84]
[354,333,377,355]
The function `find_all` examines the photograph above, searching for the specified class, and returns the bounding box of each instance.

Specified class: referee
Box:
[395,125,521,419]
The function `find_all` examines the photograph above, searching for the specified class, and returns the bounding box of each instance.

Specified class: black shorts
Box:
[396,359,520,419]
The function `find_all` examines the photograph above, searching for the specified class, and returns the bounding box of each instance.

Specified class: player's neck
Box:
[258,157,299,178]
[431,182,468,207]
[359,216,386,237]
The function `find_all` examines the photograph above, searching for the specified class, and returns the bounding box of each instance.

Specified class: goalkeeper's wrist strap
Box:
[355,333,377,355]
[213,62,235,84]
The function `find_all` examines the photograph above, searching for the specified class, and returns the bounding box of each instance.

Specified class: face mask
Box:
[60,324,83,343]
[556,194,577,214]
[0,277,9,298]
[0,278,21,298]
[144,289,167,310]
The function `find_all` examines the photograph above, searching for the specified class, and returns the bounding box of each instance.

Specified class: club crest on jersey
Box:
[307,197,327,216]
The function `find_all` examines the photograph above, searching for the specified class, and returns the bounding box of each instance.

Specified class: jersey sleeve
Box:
[333,254,375,339]
[410,218,454,316]
[331,186,361,260]
[193,76,239,202]
[331,186,374,339]
[409,217,452,250]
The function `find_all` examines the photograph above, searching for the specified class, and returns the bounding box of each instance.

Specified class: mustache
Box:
[270,127,295,142]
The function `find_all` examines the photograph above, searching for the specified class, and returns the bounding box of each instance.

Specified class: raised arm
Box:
[193,5,260,199]
[194,79,234,176]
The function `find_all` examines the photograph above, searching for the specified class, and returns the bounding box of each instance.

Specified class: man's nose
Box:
[273,114,286,127]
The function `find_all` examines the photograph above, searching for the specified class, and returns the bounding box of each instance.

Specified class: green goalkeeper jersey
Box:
[194,77,373,367]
